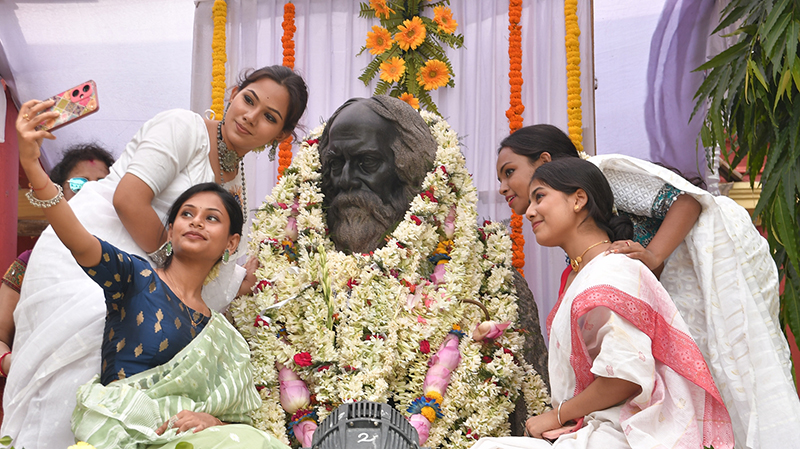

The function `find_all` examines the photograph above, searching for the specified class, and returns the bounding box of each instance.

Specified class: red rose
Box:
[293,352,312,366]
[481,356,493,364]
[411,215,422,225]
[420,340,431,354]
[306,138,319,145]
[317,364,331,372]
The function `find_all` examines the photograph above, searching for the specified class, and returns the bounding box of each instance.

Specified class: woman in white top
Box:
[2,65,308,449]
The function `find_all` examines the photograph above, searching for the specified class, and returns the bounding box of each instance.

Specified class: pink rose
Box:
[444,207,456,239]
[472,321,511,341]
[279,380,310,413]
[430,263,447,285]
[422,364,452,396]
[285,216,299,240]
[291,199,300,216]
[429,334,461,370]
[293,419,317,447]
[278,365,301,382]
[409,414,431,444]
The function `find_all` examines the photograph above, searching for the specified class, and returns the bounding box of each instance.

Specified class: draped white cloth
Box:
[592,154,800,449]
[190,0,595,337]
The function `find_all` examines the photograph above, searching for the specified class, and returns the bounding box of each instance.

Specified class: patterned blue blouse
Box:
[619,183,683,247]
[82,239,209,385]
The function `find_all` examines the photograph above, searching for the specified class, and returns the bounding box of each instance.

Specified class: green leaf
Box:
[0,437,11,446]
[175,442,195,449]
[772,185,800,272]
[775,68,792,111]
[748,58,769,90]
[695,40,748,71]
[763,12,792,59]
[713,5,748,34]
[785,20,799,72]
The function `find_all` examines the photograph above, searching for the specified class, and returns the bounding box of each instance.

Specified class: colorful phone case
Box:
[35,80,99,132]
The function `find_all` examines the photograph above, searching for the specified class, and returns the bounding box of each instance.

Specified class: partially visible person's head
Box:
[319,96,437,254]
[49,143,115,200]
[528,158,632,246]
[163,183,244,269]
[235,65,309,139]
[497,125,580,215]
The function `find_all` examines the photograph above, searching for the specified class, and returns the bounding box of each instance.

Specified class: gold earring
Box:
[574,205,580,211]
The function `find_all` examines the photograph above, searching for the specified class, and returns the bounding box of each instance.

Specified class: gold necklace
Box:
[570,240,609,272]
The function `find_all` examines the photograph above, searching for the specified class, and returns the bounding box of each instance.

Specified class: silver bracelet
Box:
[26,183,64,208]
[147,240,170,267]
[557,399,567,427]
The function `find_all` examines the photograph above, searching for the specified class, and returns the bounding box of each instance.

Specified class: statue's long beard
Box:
[327,190,407,254]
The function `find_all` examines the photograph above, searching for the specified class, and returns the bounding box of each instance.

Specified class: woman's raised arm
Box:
[16,99,101,268]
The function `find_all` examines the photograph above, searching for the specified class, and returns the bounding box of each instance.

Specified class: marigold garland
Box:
[506,0,525,275]
[210,0,228,118]
[564,0,583,154]
[278,2,297,178]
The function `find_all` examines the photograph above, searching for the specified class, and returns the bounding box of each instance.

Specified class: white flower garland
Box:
[231,111,549,448]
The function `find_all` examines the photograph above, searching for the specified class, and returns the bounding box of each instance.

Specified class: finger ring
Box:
[22,113,30,120]
[626,241,631,247]
[167,415,179,428]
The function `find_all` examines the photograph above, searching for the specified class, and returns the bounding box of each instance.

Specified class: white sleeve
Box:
[202,263,247,312]
[124,109,206,197]
[580,306,655,393]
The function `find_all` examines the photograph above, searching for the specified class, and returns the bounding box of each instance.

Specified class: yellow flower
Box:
[433,6,458,34]
[417,59,450,90]
[425,390,444,404]
[68,443,97,449]
[398,93,419,109]
[366,26,393,55]
[370,0,395,19]
[421,405,437,423]
[395,16,426,51]
[379,57,406,83]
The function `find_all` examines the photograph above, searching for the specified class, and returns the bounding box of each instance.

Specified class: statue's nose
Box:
[334,160,362,191]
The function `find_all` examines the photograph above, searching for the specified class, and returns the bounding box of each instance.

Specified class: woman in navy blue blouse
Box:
[16,101,286,448]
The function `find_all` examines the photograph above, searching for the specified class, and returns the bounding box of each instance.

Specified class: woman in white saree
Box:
[475,158,733,449]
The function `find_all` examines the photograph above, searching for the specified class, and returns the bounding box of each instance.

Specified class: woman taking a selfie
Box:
[3,66,308,448]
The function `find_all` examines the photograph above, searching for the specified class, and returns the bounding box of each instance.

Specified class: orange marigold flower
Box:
[395,16,426,51]
[417,59,450,90]
[366,26,393,55]
[370,0,395,19]
[433,6,458,34]
[398,92,420,109]
[379,57,406,83]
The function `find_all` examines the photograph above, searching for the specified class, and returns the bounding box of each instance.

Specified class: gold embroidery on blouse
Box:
[190,327,197,338]
[108,328,115,341]
[149,282,156,293]
[174,317,182,330]
[134,343,143,357]
[118,253,123,262]
[103,253,110,262]
[154,309,164,333]
[102,359,107,372]
[114,274,121,282]
[116,338,126,352]
[118,368,126,379]
[104,281,112,287]
[88,269,96,276]
[159,339,169,352]
[112,292,121,300]
[120,307,126,321]
[112,303,119,311]
[140,269,152,277]
[154,321,162,333]
[136,311,144,326]
[127,274,132,283]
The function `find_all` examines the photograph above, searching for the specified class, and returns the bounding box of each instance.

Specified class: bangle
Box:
[557,399,567,427]
[147,240,171,267]
[26,183,64,208]
[0,351,11,377]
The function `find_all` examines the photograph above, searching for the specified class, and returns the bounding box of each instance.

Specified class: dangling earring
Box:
[268,140,280,161]
[221,103,230,125]
[165,241,173,257]
[222,248,230,264]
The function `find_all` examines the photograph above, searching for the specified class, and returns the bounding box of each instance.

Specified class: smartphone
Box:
[35,80,99,132]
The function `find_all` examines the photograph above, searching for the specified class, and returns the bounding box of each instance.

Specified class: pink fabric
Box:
[568,282,734,449]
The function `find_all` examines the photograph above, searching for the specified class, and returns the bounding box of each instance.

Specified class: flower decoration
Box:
[380,57,406,83]
[369,0,395,19]
[433,6,458,34]
[399,92,420,109]
[417,59,450,91]
[366,26,393,55]
[278,2,297,177]
[210,0,227,118]
[358,1,464,115]
[231,113,549,448]
[507,0,526,274]
[564,0,585,155]
[395,16,427,51]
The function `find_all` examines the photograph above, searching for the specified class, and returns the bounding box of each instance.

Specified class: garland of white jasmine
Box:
[230,111,549,449]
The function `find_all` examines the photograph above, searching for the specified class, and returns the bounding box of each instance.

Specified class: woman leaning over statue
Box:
[3,66,308,449]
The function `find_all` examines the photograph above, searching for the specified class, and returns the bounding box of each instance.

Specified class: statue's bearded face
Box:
[321,102,409,254]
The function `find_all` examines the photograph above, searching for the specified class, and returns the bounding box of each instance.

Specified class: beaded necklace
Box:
[216,121,247,218]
